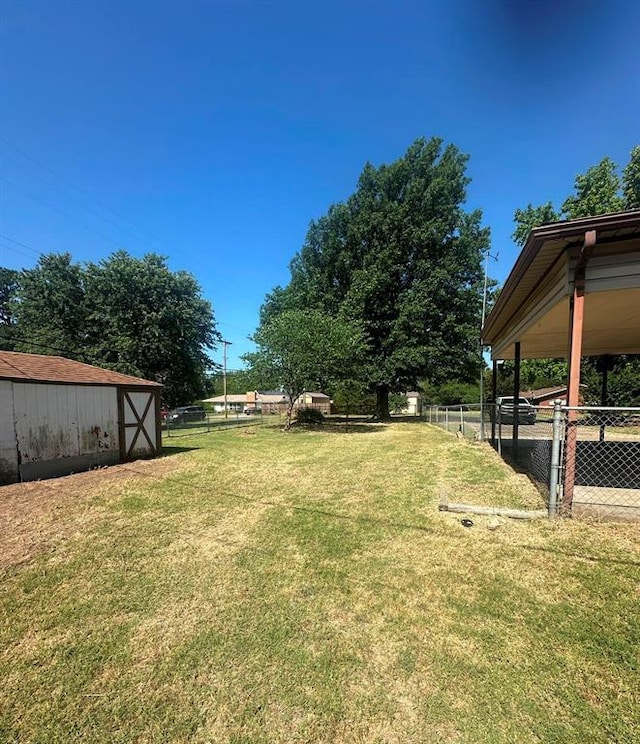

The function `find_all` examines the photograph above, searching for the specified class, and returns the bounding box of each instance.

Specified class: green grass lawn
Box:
[1,421,638,743]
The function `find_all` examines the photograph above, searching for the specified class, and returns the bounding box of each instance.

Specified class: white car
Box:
[496,396,536,425]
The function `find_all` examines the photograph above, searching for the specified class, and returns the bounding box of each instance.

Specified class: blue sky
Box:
[1,0,638,369]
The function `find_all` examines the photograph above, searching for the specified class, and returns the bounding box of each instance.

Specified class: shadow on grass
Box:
[289,422,387,435]
[388,415,428,424]
[160,445,201,457]
[515,542,640,568]
[122,462,434,535]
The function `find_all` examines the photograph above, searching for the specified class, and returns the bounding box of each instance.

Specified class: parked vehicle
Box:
[166,405,207,425]
[496,396,536,425]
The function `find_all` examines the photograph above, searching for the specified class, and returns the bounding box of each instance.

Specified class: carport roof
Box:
[0,351,162,387]
[482,210,640,360]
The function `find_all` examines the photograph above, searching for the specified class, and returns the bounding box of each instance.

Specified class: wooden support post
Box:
[563,229,595,512]
[598,355,611,442]
[513,342,521,463]
[491,359,497,445]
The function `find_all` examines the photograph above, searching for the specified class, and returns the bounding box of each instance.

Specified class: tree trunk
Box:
[372,384,391,421]
[284,399,295,431]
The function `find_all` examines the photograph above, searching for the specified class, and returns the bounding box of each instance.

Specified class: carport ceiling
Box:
[483,211,640,361]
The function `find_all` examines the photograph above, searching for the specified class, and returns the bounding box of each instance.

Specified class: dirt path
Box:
[0,457,181,572]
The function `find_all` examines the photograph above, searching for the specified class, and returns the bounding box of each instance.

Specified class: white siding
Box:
[584,248,640,292]
[13,383,118,464]
[0,380,18,481]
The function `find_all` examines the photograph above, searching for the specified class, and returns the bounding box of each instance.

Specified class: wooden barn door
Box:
[117,388,160,461]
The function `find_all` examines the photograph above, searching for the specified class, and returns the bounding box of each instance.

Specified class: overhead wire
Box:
[0,174,130,251]
[0,153,163,254]
[0,134,175,253]
[0,333,88,359]
[0,232,44,258]
[0,137,231,357]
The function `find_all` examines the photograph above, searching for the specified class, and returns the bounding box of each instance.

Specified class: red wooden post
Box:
[563,230,595,511]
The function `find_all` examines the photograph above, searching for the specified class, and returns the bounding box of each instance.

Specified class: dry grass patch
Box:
[1,422,638,743]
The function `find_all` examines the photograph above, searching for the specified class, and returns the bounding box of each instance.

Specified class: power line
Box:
[0,174,129,251]
[0,232,43,258]
[0,152,165,254]
[0,134,175,253]
[0,333,88,359]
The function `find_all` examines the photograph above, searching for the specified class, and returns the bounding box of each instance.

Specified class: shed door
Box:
[118,389,159,460]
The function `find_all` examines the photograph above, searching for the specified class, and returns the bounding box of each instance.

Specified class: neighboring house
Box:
[392,391,422,415]
[520,386,568,407]
[295,392,331,414]
[0,351,162,484]
[202,394,246,412]
[206,389,332,415]
[520,385,586,407]
[405,391,422,416]
[247,390,289,414]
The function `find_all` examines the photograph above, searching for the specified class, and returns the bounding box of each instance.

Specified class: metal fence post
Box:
[497,404,502,455]
[548,399,563,518]
[460,406,464,435]
[445,407,449,431]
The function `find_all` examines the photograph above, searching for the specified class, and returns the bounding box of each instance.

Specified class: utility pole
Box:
[479,249,498,440]
[222,339,232,419]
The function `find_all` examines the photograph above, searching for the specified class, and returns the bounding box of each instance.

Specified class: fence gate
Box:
[118,388,160,461]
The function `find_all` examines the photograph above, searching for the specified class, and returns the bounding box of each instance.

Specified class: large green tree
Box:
[623,145,640,209]
[8,251,218,406]
[244,309,364,430]
[0,267,20,351]
[510,147,640,407]
[262,137,490,419]
[513,147,639,246]
[511,203,560,248]
[84,251,218,405]
[14,253,88,358]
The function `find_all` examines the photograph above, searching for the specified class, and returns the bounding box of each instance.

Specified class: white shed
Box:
[0,351,162,484]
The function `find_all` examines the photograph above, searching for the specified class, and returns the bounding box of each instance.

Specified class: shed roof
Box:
[0,351,162,388]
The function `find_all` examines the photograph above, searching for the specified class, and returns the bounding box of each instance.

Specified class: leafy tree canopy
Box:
[512,203,560,248]
[4,251,218,407]
[260,137,490,419]
[512,147,640,246]
[623,145,640,209]
[207,367,281,397]
[0,267,20,350]
[509,146,640,407]
[243,308,365,429]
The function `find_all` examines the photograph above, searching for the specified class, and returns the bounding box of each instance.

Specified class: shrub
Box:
[295,408,325,425]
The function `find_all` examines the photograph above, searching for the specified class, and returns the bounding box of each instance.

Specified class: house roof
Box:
[303,392,330,399]
[521,386,567,400]
[257,391,288,403]
[482,210,640,360]
[202,394,247,404]
[0,351,161,388]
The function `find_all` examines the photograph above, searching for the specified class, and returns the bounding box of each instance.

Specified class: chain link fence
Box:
[562,407,640,520]
[427,402,640,521]
[164,409,266,438]
[426,404,489,441]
